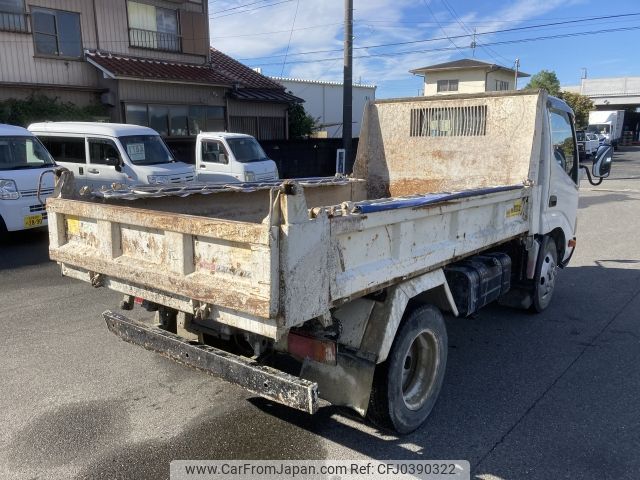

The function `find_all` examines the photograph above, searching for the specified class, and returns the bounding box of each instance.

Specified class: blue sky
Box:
[209,0,640,98]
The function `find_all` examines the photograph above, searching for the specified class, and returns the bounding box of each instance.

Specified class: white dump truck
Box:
[46,90,611,433]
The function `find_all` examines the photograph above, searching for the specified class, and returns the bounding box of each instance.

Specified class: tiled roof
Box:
[410,58,529,77]
[209,48,284,89]
[85,49,302,103]
[86,51,233,86]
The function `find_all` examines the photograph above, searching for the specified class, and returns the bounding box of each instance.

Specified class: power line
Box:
[422,0,466,57]
[249,24,640,66]
[237,12,640,61]
[210,0,274,14]
[211,22,345,39]
[210,0,294,18]
[280,0,300,76]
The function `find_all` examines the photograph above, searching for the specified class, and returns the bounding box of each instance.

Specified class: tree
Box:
[525,70,561,96]
[559,91,594,129]
[287,101,316,139]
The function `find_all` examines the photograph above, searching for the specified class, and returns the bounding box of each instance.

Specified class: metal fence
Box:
[129,28,181,52]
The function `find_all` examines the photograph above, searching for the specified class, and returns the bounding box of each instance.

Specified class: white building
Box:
[563,77,640,109]
[270,77,376,138]
[410,59,529,96]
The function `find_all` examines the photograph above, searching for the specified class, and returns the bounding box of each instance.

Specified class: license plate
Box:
[23,214,43,228]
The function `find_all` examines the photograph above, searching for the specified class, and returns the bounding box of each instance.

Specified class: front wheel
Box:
[367,305,447,434]
[531,237,558,313]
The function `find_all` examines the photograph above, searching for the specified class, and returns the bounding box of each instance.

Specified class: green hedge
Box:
[0,94,108,127]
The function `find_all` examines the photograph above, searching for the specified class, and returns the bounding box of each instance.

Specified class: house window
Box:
[128,1,180,52]
[32,8,82,58]
[495,80,510,91]
[124,103,227,137]
[0,0,27,32]
[436,79,458,93]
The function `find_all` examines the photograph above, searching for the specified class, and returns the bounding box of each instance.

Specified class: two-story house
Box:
[410,59,530,95]
[0,0,297,141]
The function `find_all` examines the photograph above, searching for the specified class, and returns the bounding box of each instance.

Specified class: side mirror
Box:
[581,145,612,186]
[592,145,612,178]
[105,156,120,167]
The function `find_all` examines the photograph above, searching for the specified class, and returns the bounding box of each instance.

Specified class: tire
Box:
[531,237,558,313]
[0,216,8,244]
[367,305,447,434]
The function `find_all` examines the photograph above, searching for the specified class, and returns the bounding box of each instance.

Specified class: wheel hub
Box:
[401,329,439,411]
[539,252,557,300]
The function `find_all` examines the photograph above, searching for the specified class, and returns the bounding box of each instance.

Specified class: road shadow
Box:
[184,264,639,478]
[0,228,50,269]
[579,192,635,208]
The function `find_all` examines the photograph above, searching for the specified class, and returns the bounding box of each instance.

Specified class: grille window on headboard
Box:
[410,105,487,137]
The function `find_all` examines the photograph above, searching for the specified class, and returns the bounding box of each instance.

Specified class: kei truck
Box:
[45,90,611,433]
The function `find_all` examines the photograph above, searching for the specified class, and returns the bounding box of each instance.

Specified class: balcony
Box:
[0,11,29,33]
[129,27,182,52]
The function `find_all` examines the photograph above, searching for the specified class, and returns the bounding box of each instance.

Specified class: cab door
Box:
[547,108,580,260]
[198,139,237,182]
[86,137,128,189]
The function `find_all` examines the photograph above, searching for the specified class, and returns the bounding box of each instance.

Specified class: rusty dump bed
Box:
[48,91,544,340]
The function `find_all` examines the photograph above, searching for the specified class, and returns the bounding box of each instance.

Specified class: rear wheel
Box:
[0,216,8,243]
[531,237,558,313]
[367,305,447,434]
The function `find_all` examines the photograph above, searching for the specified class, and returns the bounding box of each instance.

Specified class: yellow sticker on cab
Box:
[506,200,523,218]
[66,215,80,235]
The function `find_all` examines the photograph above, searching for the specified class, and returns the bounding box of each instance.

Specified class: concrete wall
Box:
[274,79,376,138]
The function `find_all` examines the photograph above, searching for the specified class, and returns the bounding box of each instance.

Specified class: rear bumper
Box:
[103,311,318,414]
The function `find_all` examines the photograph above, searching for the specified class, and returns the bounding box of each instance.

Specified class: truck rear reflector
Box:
[288,331,337,365]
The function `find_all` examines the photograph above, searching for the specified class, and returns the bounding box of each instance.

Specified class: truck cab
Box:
[28,122,195,190]
[195,132,279,183]
[0,124,56,237]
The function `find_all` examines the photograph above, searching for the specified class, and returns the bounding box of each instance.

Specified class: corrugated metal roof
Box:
[86,51,233,86]
[270,76,377,89]
[229,88,302,103]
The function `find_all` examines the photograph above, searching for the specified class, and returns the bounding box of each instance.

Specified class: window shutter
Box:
[180,10,207,56]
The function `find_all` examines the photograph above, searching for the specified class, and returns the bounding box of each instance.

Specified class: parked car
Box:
[585,132,600,156]
[29,122,195,190]
[0,124,56,238]
[195,132,278,183]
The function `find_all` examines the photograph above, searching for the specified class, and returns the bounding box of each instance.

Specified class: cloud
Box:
[209,0,572,92]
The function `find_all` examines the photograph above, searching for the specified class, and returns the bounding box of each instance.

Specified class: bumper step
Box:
[103,310,318,414]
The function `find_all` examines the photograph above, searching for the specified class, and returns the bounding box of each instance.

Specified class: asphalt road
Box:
[1,148,639,480]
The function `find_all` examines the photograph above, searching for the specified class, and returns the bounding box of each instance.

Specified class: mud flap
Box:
[104,310,319,414]
[300,349,376,417]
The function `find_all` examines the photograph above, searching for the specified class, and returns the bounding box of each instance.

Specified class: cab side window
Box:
[89,138,120,165]
[549,109,578,184]
[201,141,228,164]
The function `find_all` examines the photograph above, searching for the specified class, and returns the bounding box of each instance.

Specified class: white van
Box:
[0,124,56,236]
[28,122,195,190]
[196,132,279,183]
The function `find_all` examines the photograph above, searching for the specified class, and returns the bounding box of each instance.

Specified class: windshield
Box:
[576,131,585,141]
[587,124,610,135]
[226,137,268,163]
[119,135,175,165]
[0,136,55,171]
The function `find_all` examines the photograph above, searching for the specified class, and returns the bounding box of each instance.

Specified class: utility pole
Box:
[343,0,353,173]
[514,58,520,90]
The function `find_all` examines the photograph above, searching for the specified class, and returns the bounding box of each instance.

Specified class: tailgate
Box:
[47,198,279,330]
